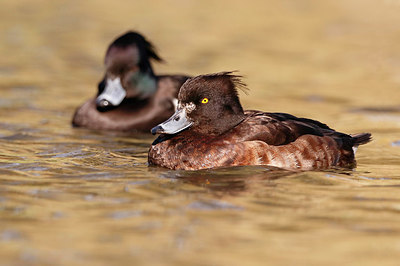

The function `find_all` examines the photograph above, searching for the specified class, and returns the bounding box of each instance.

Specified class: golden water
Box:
[1,0,400,265]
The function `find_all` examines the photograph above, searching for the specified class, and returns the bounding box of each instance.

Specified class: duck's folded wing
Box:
[239,111,346,146]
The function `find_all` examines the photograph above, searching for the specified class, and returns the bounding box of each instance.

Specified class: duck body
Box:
[148,72,371,171]
[73,75,187,131]
[72,31,189,132]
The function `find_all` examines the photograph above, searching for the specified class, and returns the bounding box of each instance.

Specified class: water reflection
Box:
[154,166,294,194]
[351,106,400,113]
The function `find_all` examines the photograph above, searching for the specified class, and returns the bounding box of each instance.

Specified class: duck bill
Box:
[151,108,193,135]
[96,77,127,111]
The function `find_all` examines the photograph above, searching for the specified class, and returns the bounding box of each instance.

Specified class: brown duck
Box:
[148,72,371,170]
[72,31,189,132]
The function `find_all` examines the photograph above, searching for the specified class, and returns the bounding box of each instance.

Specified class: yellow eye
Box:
[201,98,209,104]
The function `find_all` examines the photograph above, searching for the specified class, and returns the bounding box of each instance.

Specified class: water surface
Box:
[1,0,400,265]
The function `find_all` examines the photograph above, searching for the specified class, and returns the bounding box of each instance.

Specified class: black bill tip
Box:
[96,99,116,112]
[151,125,164,135]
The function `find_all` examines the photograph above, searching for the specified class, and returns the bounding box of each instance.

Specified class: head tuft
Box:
[199,71,248,95]
[178,71,249,103]
[106,31,163,75]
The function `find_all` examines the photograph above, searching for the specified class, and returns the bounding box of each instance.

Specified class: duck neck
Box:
[216,113,246,135]
[131,71,157,99]
[193,112,246,136]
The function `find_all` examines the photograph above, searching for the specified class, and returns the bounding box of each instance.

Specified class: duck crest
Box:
[179,72,247,105]
[106,31,163,76]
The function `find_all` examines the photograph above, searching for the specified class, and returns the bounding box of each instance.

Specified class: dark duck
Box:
[72,31,189,132]
[148,72,371,170]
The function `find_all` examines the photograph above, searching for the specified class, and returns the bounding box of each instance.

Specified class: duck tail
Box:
[351,133,372,146]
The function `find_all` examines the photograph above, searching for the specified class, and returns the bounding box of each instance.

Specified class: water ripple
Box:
[187,200,244,211]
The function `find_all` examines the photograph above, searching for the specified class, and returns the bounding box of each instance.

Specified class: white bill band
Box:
[96,77,126,106]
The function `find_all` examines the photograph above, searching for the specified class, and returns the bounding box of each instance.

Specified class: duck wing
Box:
[237,110,352,146]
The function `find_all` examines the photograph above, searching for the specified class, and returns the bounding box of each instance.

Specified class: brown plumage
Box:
[148,72,371,170]
[72,31,189,132]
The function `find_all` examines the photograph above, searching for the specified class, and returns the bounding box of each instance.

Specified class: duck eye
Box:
[201,98,209,104]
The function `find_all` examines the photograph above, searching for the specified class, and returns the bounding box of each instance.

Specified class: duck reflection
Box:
[150,165,295,194]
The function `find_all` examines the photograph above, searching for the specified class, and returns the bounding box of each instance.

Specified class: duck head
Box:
[151,72,246,136]
[96,31,163,112]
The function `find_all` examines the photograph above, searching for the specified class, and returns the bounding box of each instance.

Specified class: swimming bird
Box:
[148,72,371,170]
[72,31,189,132]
